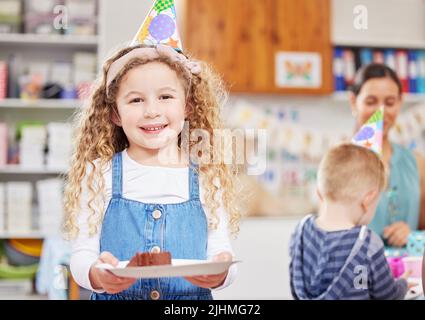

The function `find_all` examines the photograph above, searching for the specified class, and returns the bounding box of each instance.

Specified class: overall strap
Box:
[111,152,123,198]
[189,163,200,201]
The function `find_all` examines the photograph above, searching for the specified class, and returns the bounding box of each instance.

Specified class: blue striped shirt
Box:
[289,215,408,300]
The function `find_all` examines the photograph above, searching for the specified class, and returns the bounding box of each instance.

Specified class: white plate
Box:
[96,259,240,279]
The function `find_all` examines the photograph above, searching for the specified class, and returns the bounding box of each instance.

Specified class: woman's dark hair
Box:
[350,63,403,96]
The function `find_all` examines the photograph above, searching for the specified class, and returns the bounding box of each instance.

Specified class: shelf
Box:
[0,293,47,300]
[331,91,425,104]
[0,231,46,239]
[0,33,98,48]
[0,165,67,174]
[333,38,425,50]
[0,99,81,109]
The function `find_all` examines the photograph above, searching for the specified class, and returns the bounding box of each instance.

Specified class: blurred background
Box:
[0,0,424,299]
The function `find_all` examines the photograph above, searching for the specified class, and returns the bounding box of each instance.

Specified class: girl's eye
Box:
[130,98,142,104]
[160,95,173,100]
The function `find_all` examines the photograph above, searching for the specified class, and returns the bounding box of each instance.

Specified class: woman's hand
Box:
[89,251,137,294]
[383,221,411,247]
[184,251,232,289]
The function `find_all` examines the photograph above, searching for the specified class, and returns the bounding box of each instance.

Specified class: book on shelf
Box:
[408,51,418,93]
[36,178,63,235]
[0,60,7,99]
[373,50,384,64]
[0,0,21,34]
[0,183,4,232]
[19,125,46,169]
[333,46,425,94]
[359,48,373,66]
[6,182,32,233]
[384,49,396,71]
[342,49,355,88]
[0,123,7,167]
[333,48,345,92]
[418,51,425,94]
[46,122,72,169]
[396,50,409,93]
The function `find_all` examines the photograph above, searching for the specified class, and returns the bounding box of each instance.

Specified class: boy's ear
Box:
[361,189,379,212]
[111,109,122,126]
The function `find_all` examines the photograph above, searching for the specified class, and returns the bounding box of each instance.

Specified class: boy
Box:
[289,144,408,299]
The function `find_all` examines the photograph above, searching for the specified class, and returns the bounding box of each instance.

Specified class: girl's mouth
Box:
[139,124,168,134]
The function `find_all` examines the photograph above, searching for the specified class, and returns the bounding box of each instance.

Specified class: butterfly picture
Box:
[275,52,321,88]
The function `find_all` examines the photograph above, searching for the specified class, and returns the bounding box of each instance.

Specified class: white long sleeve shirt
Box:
[70,149,236,293]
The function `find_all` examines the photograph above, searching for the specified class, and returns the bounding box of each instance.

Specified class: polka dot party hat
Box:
[131,0,183,52]
[352,105,384,157]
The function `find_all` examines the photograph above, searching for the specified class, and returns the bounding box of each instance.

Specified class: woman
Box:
[350,63,425,248]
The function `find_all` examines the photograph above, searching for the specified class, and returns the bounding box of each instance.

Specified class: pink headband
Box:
[105,44,201,95]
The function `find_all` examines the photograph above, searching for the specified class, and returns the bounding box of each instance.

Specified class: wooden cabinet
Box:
[185,0,332,94]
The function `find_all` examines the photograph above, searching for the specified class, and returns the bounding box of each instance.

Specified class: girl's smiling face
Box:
[114,61,186,151]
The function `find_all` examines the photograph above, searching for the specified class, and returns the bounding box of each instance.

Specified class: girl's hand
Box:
[89,251,137,294]
[184,251,233,289]
[383,221,411,247]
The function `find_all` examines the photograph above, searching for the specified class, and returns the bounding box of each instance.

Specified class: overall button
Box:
[150,290,160,300]
[152,209,162,219]
[151,246,161,253]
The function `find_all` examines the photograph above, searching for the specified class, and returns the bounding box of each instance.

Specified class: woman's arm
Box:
[414,152,425,230]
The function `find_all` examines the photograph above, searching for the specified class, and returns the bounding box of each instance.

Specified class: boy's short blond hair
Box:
[317,144,387,203]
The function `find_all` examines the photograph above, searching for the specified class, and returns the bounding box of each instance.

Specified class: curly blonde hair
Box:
[63,44,240,239]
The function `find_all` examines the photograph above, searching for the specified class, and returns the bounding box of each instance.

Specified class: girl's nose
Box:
[144,103,160,118]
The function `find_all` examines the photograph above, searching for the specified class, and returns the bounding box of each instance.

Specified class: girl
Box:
[64,44,240,300]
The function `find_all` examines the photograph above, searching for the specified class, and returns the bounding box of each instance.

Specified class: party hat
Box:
[352,105,384,156]
[131,0,183,51]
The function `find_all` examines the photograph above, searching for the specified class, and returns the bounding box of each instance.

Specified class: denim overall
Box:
[91,152,213,300]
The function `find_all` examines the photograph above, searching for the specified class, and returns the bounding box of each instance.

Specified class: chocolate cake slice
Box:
[127,251,172,267]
